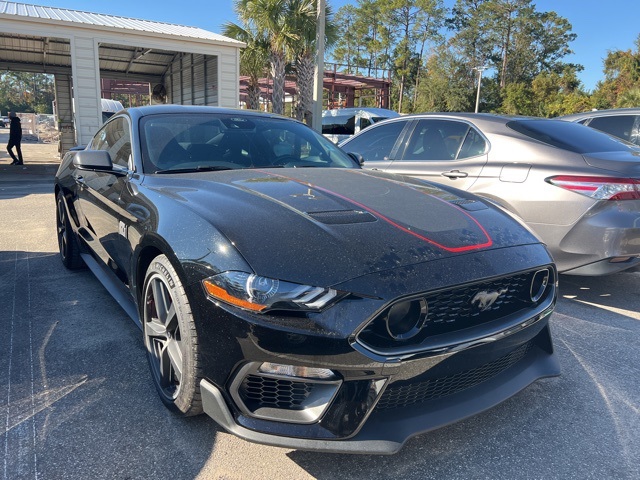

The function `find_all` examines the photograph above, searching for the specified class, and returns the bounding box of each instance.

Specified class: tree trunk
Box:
[247,82,261,110]
[398,73,405,113]
[270,51,286,115]
[500,22,511,89]
[415,36,427,106]
[296,53,315,123]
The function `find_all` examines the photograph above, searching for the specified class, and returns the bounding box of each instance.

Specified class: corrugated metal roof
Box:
[0,1,244,46]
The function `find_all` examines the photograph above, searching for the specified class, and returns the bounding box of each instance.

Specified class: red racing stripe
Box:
[257,170,493,253]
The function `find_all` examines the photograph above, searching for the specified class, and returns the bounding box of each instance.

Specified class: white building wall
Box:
[218,49,238,108]
[54,73,76,153]
[71,36,101,145]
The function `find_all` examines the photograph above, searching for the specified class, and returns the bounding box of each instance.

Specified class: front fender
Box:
[130,196,253,302]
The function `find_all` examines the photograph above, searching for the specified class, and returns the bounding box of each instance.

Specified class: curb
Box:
[0,163,59,179]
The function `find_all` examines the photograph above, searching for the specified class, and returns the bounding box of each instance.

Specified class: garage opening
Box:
[0,1,243,157]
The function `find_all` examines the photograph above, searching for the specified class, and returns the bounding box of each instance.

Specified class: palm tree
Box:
[223,21,269,110]
[235,0,299,115]
[617,87,640,108]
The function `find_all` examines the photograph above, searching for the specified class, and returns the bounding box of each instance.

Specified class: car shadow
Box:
[0,250,222,479]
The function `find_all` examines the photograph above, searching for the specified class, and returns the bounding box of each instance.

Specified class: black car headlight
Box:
[202,271,346,313]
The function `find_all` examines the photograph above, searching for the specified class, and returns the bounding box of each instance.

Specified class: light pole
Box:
[473,66,487,113]
[312,0,326,132]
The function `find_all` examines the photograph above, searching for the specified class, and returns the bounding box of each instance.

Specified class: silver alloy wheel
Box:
[144,273,184,400]
[56,194,69,261]
[56,191,83,269]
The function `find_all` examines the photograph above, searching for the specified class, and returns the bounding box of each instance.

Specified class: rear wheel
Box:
[142,254,202,415]
[56,191,84,269]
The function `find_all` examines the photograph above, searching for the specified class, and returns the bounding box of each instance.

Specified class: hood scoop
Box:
[308,210,378,225]
[449,198,488,211]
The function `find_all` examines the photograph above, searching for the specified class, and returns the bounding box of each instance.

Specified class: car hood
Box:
[145,168,541,286]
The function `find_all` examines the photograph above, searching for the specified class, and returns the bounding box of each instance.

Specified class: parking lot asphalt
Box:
[1,137,639,479]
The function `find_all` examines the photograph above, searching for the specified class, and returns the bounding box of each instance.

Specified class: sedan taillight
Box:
[546,175,640,200]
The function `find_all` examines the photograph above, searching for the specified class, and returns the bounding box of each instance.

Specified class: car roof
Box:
[558,107,640,121]
[120,105,297,122]
[322,107,399,117]
[365,112,565,130]
[401,112,537,122]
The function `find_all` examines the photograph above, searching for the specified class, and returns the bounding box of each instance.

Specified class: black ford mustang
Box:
[54,105,559,454]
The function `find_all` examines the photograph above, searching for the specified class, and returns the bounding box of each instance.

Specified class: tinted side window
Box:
[88,126,108,151]
[587,115,635,142]
[342,121,406,161]
[322,115,356,135]
[89,118,131,168]
[403,119,470,161]
[105,118,131,168]
[458,127,488,159]
[359,117,372,130]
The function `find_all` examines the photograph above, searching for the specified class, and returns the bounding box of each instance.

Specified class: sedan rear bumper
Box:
[532,199,640,275]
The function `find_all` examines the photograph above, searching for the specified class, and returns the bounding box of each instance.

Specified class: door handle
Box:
[441,170,468,179]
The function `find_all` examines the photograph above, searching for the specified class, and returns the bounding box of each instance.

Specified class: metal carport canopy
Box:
[0,1,244,152]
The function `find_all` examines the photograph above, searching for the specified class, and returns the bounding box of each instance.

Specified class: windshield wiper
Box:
[154,165,234,174]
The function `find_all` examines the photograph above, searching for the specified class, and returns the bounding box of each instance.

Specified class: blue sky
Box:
[31,0,639,92]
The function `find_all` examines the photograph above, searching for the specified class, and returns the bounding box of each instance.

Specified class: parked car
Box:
[558,108,640,146]
[101,98,124,123]
[322,107,399,144]
[55,105,558,454]
[1,116,9,127]
[340,113,640,276]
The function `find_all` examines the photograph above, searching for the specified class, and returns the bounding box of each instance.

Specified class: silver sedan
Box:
[340,113,640,275]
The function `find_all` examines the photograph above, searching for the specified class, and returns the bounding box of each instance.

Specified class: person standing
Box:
[7,112,23,165]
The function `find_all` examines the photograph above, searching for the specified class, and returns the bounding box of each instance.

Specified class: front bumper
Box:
[201,318,559,454]
[190,244,559,454]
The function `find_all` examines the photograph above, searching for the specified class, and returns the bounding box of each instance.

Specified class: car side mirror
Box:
[347,152,365,166]
[73,150,116,172]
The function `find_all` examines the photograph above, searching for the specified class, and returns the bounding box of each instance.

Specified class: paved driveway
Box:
[1,156,639,479]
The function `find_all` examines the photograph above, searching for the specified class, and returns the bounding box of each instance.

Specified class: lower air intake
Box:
[376,341,532,410]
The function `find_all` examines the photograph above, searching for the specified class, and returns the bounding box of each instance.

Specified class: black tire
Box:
[142,254,203,416]
[56,191,84,270]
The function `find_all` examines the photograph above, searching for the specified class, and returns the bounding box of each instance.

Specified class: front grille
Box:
[238,374,316,410]
[424,272,531,334]
[357,268,553,351]
[376,341,532,410]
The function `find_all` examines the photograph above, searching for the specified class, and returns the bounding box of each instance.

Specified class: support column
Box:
[54,73,75,158]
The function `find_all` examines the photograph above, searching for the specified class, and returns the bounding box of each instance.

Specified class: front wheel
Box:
[56,191,84,270]
[142,254,203,416]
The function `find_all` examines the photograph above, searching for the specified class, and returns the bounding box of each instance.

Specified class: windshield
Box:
[507,119,639,154]
[140,113,358,173]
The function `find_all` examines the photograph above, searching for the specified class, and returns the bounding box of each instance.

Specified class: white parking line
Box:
[26,253,39,480]
[2,251,39,480]
[3,249,16,480]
